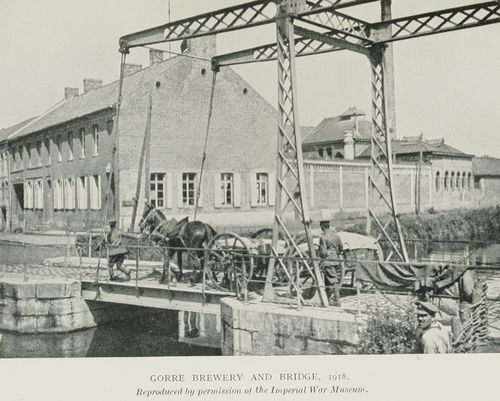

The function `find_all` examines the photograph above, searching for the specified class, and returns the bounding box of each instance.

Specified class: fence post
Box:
[296,260,302,311]
[135,240,139,291]
[23,242,28,282]
[88,233,92,258]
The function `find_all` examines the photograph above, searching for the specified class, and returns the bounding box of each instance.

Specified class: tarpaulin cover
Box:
[355,261,470,291]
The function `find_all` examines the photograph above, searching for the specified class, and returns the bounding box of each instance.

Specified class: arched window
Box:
[435,171,441,193]
[450,172,455,191]
[444,171,449,191]
[462,171,467,191]
[456,172,462,192]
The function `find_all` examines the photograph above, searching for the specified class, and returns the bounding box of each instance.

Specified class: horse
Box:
[138,201,217,284]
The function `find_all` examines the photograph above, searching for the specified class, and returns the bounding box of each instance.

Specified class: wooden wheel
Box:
[205,232,254,298]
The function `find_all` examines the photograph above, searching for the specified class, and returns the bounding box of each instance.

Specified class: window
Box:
[77,176,88,210]
[468,172,473,190]
[92,125,99,156]
[80,128,86,158]
[24,180,34,209]
[150,173,165,208]
[255,173,268,205]
[326,148,332,157]
[27,143,32,167]
[34,179,43,209]
[444,171,449,191]
[67,132,74,161]
[318,148,324,158]
[89,174,101,209]
[36,141,42,166]
[450,172,456,191]
[182,173,197,206]
[435,171,441,193]
[17,146,23,170]
[44,138,51,165]
[56,135,62,162]
[106,120,114,135]
[220,173,234,206]
[54,180,64,210]
[462,171,467,191]
[64,178,75,209]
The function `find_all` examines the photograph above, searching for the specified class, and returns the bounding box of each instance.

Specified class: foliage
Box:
[358,304,418,354]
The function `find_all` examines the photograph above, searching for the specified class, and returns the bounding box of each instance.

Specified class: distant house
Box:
[472,156,500,205]
[302,107,370,160]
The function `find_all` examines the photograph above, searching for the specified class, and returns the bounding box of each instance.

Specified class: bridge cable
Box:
[194,68,218,221]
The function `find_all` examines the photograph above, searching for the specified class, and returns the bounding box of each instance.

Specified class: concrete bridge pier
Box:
[220,298,361,356]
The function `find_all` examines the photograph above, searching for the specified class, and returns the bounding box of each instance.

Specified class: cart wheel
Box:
[205,232,254,298]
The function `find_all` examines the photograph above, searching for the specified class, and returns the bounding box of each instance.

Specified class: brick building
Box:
[2,37,277,232]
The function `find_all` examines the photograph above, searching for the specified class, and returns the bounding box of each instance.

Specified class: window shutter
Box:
[234,173,242,207]
[97,175,102,210]
[250,172,258,207]
[23,182,28,208]
[214,173,222,208]
[166,174,173,208]
[176,173,183,208]
[268,172,276,206]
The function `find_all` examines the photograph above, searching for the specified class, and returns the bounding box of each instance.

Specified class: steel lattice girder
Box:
[212,1,500,66]
[118,0,379,52]
[371,1,500,43]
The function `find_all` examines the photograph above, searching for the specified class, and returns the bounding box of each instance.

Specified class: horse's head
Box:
[139,201,159,233]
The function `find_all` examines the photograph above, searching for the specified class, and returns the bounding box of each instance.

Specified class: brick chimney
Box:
[64,87,79,100]
[343,131,354,160]
[149,49,164,66]
[180,35,216,58]
[83,79,103,94]
[123,64,142,77]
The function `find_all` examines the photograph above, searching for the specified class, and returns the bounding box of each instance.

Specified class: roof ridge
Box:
[7,97,68,140]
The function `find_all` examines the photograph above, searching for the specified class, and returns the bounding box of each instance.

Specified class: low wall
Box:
[220,298,360,356]
[0,275,96,333]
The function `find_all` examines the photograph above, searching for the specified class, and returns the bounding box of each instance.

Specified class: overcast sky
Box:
[1,0,499,157]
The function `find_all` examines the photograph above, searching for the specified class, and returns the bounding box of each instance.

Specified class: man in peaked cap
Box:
[415,301,452,354]
[318,219,344,306]
[105,218,133,281]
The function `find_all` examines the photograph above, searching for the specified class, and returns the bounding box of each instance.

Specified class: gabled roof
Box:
[391,138,472,158]
[0,117,38,142]
[357,138,472,159]
[9,55,186,140]
[339,107,366,118]
[303,116,371,145]
[472,156,500,176]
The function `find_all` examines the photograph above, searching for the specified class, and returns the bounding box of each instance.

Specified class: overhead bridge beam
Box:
[118,0,379,52]
[214,1,500,66]
[371,1,500,43]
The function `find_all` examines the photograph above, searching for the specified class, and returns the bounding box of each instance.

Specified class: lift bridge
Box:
[105,0,500,310]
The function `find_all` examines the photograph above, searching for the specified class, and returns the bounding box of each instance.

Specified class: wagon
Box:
[203,228,382,298]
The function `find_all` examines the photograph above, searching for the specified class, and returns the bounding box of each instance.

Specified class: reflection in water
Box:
[1,309,221,358]
[178,311,221,350]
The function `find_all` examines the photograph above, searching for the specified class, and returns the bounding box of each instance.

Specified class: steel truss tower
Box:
[118,0,500,306]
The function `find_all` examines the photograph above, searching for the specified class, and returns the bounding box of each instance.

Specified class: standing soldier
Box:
[105,219,134,281]
[318,220,344,306]
[415,301,452,354]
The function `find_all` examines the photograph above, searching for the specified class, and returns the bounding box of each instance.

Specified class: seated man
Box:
[415,301,452,354]
[318,220,344,306]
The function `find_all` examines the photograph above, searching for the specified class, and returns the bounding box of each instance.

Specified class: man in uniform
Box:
[105,219,133,281]
[318,220,344,306]
[415,301,452,354]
